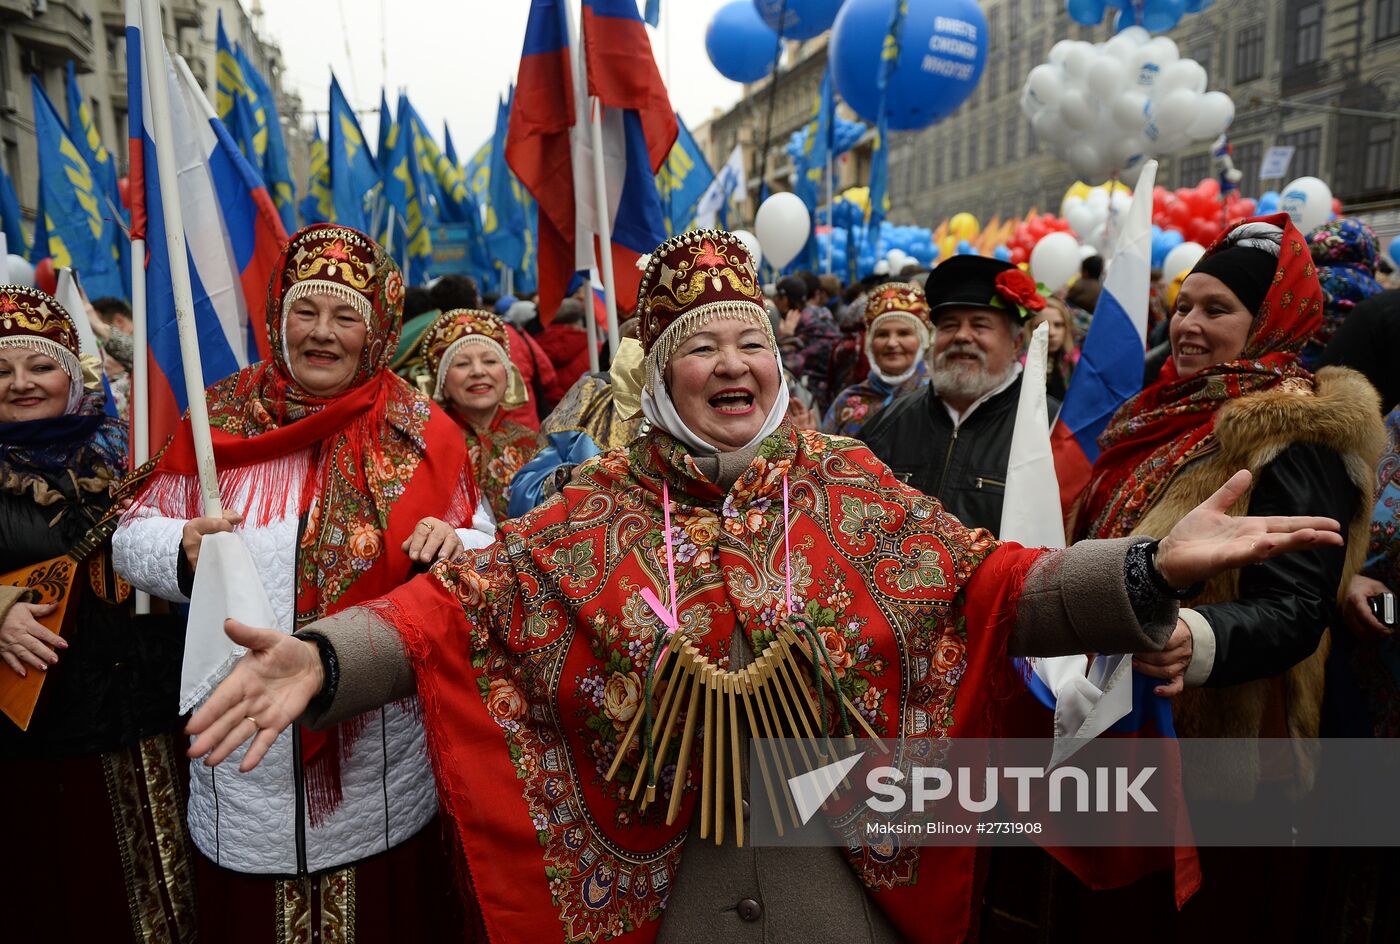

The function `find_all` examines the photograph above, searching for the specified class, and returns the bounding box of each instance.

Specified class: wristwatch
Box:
[1145,540,1205,600]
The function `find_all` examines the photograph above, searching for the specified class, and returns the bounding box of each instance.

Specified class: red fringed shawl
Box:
[377,424,1047,943]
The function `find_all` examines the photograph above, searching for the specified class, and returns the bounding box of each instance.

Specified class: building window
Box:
[1009,0,1022,40]
[1232,140,1261,187]
[1179,153,1211,187]
[1279,127,1322,178]
[1190,39,1211,75]
[1364,123,1395,191]
[951,139,962,180]
[1234,24,1264,82]
[985,58,999,104]
[934,147,945,186]
[969,133,980,173]
[918,154,929,190]
[1380,0,1400,41]
[1006,121,1020,162]
[1007,48,1020,94]
[988,8,1002,43]
[1289,2,1323,66]
[986,126,998,170]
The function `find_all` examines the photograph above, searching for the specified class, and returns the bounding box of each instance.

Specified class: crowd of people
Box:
[1,208,1398,942]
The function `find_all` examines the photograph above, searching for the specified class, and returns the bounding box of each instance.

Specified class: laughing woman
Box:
[421,308,540,522]
[114,225,479,943]
[0,287,193,942]
[820,281,931,439]
[183,231,1341,944]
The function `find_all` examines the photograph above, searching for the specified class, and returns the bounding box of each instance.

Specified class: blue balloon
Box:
[1140,0,1186,31]
[831,0,987,131]
[993,245,1011,262]
[1150,228,1184,268]
[957,239,975,255]
[1258,190,1280,214]
[1066,0,1106,26]
[753,0,846,39]
[707,2,780,84]
[1388,235,1400,268]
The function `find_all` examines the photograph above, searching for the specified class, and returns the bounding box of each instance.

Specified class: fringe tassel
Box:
[303,712,373,828]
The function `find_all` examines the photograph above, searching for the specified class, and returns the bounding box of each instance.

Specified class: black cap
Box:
[923,255,1019,315]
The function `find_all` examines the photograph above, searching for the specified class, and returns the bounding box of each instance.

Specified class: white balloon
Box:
[754,193,811,270]
[1142,37,1180,66]
[1109,189,1133,214]
[1162,241,1206,280]
[5,255,35,287]
[1085,188,1110,211]
[1278,176,1334,234]
[1020,88,1041,119]
[1066,203,1096,238]
[1152,88,1200,136]
[1059,89,1096,130]
[1049,40,1076,67]
[1187,90,1235,140]
[1087,55,1127,102]
[1063,42,1096,81]
[1032,108,1070,146]
[1117,26,1151,47]
[1111,91,1149,132]
[1030,232,1082,291]
[733,229,763,270]
[1068,141,1103,179]
[1026,64,1064,109]
[1079,243,1101,260]
[1156,59,1207,96]
[1102,35,1137,63]
[873,260,891,276]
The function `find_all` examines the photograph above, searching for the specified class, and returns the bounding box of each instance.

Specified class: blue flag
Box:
[64,61,128,295]
[30,76,123,298]
[300,126,332,225]
[235,43,297,231]
[215,16,262,167]
[865,0,906,260]
[328,75,381,234]
[644,0,661,27]
[377,90,395,172]
[656,112,715,237]
[381,93,434,279]
[0,161,26,256]
[486,92,526,271]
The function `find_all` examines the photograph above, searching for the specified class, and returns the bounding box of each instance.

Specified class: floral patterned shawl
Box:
[460,409,540,522]
[375,423,1048,943]
[820,364,928,440]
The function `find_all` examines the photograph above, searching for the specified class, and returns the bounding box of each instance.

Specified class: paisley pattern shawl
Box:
[463,411,541,521]
[1074,213,1322,541]
[376,423,1046,944]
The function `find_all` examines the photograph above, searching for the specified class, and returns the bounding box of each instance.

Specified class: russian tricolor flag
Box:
[127,0,286,450]
[1051,162,1157,516]
[578,0,676,308]
[506,0,577,323]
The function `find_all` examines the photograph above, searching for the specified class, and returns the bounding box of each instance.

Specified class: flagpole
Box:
[825,151,834,275]
[588,98,622,359]
[139,0,222,516]
[131,232,150,615]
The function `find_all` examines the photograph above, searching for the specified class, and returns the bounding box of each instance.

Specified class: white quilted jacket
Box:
[113,450,488,875]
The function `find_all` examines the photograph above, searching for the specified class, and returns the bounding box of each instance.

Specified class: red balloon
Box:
[1233,198,1257,217]
[1197,178,1221,199]
[1010,247,1027,265]
[1332,197,1344,216]
[34,258,56,295]
[118,176,131,209]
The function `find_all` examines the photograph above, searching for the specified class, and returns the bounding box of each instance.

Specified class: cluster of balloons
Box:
[816,196,942,278]
[831,0,987,131]
[785,116,869,165]
[1021,28,1234,183]
[1150,178,1254,248]
[1067,0,1215,32]
[1003,214,1077,268]
[1061,181,1133,253]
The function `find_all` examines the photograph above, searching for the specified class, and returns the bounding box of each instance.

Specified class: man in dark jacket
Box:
[863,255,1054,533]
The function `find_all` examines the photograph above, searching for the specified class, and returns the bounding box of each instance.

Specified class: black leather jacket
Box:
[861,375,1059,533]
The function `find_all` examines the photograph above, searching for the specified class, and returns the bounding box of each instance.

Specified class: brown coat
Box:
[1129,367,1384,797]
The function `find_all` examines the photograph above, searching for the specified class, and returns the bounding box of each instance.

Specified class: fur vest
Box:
[1129,367,1383,798]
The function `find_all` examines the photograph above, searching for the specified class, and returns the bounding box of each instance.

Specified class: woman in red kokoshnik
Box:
[115,224,480,942]
[183,230,1341,943]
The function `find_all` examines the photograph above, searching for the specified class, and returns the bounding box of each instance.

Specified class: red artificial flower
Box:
[994,269,1046,313]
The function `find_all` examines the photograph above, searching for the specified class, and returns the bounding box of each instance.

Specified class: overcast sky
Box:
[261,0,746,154]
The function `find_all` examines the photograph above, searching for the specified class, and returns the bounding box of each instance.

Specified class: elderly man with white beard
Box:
[863,255,1053,532]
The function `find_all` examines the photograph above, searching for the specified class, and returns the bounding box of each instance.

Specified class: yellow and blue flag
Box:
[863,0,906,271]
[328,74,381,234]
[215,15,262,168]
[30,76,123,298]
[656,112,715,238]
[381,93,433,279]
[234,43,296,231]
[300,126,331,225]
[64,61,128,295]
[486,92,526,271]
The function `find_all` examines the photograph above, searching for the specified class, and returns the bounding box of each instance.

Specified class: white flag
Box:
[693,145,745,230]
